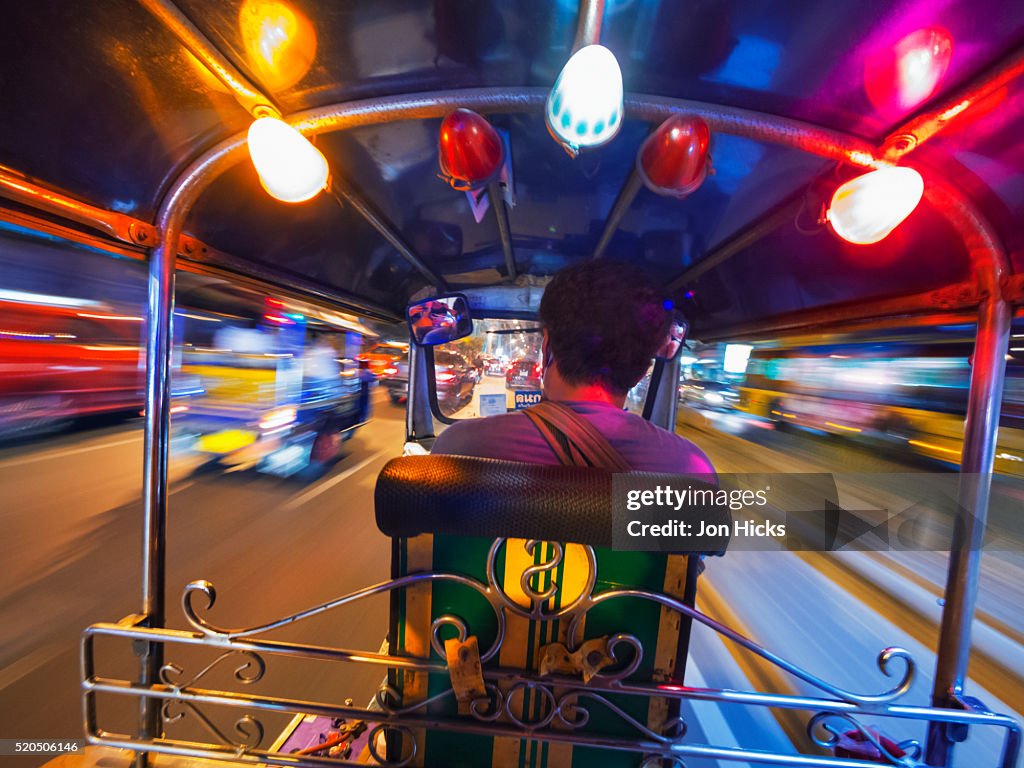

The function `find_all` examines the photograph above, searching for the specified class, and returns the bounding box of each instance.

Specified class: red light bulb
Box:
[865,28,953,114]
[438,109,504,191]
[638,115,710,197]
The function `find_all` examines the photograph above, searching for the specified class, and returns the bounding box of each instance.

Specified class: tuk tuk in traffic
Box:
[0,0,1021,766]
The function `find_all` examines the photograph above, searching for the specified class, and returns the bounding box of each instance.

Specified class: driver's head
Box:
[539,260,673,396]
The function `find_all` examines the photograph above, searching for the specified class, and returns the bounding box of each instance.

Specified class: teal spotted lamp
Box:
[545,44,624,156]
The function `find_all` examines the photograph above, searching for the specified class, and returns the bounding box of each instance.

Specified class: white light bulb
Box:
[247,116,329,203]
[546,44,624,155]
[827,167,924,245]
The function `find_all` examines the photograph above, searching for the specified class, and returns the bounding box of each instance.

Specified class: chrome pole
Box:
[592,169,643,260]
[0,167,157,246]
[134,224,177,767]
[925,186,1012,767]
[925,292,1011,765]
[645,353,681,432]
[881,42,1024,161]
[330,178,449,291]
[574,0,605,49]
[488,181,517,280]
[136,0,275,116]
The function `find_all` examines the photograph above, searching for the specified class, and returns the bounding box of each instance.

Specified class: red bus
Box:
[0,294,143,438]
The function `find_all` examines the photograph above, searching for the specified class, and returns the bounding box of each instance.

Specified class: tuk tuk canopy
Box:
[0,0,1022,334]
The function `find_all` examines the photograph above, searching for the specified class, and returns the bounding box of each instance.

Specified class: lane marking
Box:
[686,658,752,768]
[281,448,393,511]
[698,579,818,754]
[169,480,194,496]
[0,640,68,691]
[0,434,141,470]
[797,550,1024,715]
[861,550,1024,650]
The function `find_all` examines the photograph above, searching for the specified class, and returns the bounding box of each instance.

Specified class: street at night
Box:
[2,384,1020,765]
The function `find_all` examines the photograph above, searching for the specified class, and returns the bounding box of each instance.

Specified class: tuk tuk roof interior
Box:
[1,0,1023,334]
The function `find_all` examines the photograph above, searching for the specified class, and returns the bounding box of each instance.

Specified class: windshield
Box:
[432,318,543,419]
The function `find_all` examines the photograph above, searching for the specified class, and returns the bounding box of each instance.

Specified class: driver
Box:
[431,260,714,474]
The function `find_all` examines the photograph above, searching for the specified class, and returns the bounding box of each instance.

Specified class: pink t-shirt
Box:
[431,400,714,474]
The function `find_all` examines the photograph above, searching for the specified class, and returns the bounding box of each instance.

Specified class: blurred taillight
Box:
[382,367,398,376]
[436,371,455,383]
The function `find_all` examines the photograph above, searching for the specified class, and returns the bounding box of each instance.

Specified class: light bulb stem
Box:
[252,104,281,120]
[574,0,605,50]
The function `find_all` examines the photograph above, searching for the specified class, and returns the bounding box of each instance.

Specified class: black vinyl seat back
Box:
[375,454,727,550]
[375,454,727,767]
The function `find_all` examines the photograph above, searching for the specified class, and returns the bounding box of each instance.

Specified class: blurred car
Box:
[679,379,739,411]
[484,357,508,376]
[506,358,542,390]
[434,350,477,407]
[359,341,409,377]
[380,349,476,409]
[0,297,143,439]
[379,350,410,405]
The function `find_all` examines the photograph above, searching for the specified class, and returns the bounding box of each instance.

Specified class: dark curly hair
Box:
[540,260,673,395]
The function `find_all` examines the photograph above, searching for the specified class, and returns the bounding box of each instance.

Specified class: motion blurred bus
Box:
[737,324,1024,475]
[0,292,144,438]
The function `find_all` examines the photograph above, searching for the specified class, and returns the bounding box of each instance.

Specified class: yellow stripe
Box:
[908,438,962,457]
[183,364,276,381]
[493,539,535,768]
[796,550,1024,715]
[492,541,594,768]
[647,555,687,732]
[403,534,433,768]
[825,421,862,433]
[697,579,821,754]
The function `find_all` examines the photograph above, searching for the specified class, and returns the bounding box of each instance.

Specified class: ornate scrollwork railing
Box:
[161,701,264,753]
[82,537,1022,768]
[159,649,266,690]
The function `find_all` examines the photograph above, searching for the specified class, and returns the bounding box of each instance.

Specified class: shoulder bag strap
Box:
[523,401,632,471]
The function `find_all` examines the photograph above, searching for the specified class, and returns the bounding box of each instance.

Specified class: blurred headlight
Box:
[704,392,724,404]
[259,406,297,431]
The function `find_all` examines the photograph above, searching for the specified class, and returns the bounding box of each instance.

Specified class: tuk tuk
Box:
[0,1,1021,767]
[173,295,374,477]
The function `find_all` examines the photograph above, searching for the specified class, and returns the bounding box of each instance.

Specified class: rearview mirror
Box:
[655,316,689,360]
[407,294,473,346]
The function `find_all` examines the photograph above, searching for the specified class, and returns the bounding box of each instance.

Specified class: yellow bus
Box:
[738,325,1024,475]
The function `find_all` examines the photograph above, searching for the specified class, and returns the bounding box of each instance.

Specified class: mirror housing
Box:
[407,294,473,346]
[655,315,689,360]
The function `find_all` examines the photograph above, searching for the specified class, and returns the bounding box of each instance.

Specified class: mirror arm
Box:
[424,347,458,426]
[406,343,436,442]
[644,355,681,430]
